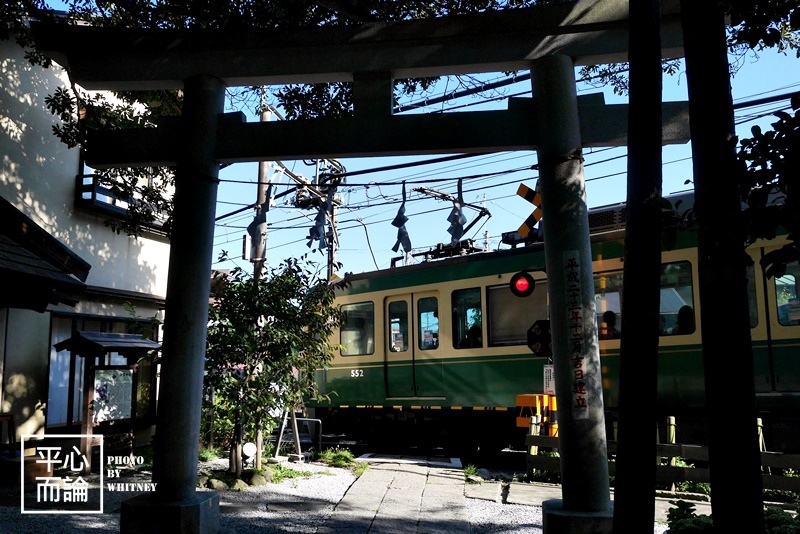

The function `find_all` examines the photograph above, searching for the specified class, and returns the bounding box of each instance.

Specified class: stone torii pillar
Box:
[120,75,225,533]
[532,55,613,534]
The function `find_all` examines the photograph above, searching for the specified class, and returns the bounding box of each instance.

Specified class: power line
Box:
[212,85,799,255]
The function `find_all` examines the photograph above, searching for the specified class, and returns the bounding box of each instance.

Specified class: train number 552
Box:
[350,369,364,378]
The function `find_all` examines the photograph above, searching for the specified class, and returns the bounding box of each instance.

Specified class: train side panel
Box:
[307,210,800,452]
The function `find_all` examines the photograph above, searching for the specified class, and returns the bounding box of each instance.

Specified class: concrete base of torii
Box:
[120,492,220,534]
[543,499,614,534]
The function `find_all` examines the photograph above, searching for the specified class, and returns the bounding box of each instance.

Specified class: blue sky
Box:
[211,48,800,279]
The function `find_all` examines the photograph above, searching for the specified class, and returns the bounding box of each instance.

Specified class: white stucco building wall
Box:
[1,36,170,438]
[1,39,170,307]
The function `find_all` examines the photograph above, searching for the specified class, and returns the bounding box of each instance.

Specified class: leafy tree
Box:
[204,256,342,475]
[579,1,799,95]
[737,94,800,279]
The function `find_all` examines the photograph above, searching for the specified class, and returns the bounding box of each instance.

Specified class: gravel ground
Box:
[0,459,669,533]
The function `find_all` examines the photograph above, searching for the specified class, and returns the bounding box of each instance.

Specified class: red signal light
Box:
[514,277,530,293]
[510,271,535,297]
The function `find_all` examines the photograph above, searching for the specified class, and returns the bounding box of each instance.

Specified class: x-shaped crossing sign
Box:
[516,182,542,238]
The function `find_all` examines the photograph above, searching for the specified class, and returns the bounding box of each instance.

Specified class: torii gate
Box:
[32,1,688,532]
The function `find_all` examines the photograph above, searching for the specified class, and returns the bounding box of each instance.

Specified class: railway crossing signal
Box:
[516,182,543,239]
[527,319,552,360]
[510,270,535,297]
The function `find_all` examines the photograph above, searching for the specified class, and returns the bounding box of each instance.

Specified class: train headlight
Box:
[510,271,535,297]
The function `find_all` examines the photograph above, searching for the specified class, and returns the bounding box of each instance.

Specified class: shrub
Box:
[666,501,800,533]
[198,446,220,462]
[271,463,312,483]
[317,447,368,477]
[318,447,355,468]
[463,464,479,478]
[518,451,562,483]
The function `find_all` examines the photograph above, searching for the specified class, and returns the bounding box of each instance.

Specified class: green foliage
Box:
[350,460,369,478]
[276,82,354,120]
[200,392,236,452]
[316,447,367,476]
[463,463,488,484]
[463,464,479,478]
[317,447,355,468]
[678,480,711,496]
[122,301,161,364]
[136,444,154,471]
[727,1,800,53]
[764,489,800,505]
[661,458,711,495]
[664,501,714,534]
[666,501,800,534]
[737,94,800,279]
[204,257,342,468]
[199,446,221,462]
[667,514,715,534]
[764,505,800,533]
[764,469,800,505]
[518,451,562,483]
[578,2,799,98]
[41,85,177,238]
[666,499,701,523]
[0,1,60,67]
[271,463,313,483]
[578,59,682,97]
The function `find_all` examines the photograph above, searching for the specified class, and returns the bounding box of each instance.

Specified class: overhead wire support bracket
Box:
[413,186,492,235]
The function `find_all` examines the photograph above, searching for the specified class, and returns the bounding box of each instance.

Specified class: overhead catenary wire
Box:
[211,149,687,251]
[213,82,799,258]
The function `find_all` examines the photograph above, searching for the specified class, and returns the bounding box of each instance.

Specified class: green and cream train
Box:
[306,192,800,454]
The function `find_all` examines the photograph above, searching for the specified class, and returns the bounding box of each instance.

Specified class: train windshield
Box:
[487,280,548,346]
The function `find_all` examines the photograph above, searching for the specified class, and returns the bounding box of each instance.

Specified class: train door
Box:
[384,292,444,399]
[385,296,414,398]
[758,246,800,393]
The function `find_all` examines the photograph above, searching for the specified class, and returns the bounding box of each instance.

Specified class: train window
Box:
[595,271,624,339]
[486,280,548,346]
[417,297,439,350]
[659,261,695,335]
[340,302,375,356]
[776,262,800,326]
[388,301,409,352]
[452,288,482,349]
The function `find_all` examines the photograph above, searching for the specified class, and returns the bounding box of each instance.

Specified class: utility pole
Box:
[315,159,344,281]
[532,55,612,533]
[251,101,272,283]
[328,196,338,280]
[245,97,273,471]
